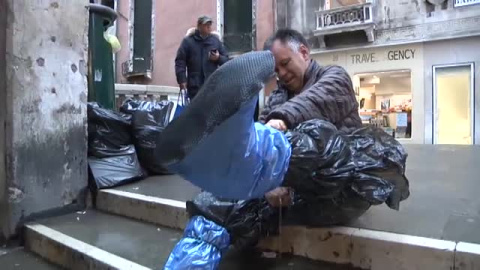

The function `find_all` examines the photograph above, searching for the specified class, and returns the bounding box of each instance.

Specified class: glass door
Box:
[433,64,475,145]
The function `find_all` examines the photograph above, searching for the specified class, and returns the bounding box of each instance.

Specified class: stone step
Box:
[96,175,480,270]
[257,226,479,270]
[96,175,199,230]
[0,247,60,270]
[24,210,353,270]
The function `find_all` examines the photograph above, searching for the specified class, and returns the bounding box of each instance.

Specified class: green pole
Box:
[88,4,117,110]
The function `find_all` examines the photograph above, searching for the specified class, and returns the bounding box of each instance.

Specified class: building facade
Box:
[114,0,276,87]
[278,0,480,145]
[113,0,480,145]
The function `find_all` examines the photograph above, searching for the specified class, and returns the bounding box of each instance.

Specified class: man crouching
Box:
[260,29,363,207]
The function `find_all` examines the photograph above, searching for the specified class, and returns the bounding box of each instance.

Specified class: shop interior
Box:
[353,70,412,139]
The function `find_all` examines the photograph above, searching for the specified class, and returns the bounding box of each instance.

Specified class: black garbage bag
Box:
[187,191,368,248]
[131,115,170,175]
[87,102,133,158]
[282,190,372,226]
[120,99,175,175]
[88,145,146,189]
[120,99,174,127]
[87,102,147,189]
[187,119,410,246]
[281,119,409,226]
[284,119,409,211]
[187,192,279,249]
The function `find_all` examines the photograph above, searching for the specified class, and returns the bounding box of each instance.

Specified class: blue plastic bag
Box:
[168,96,291,200]
[153,51,291,200]
[173,89,190,119]
[164,216,230,270]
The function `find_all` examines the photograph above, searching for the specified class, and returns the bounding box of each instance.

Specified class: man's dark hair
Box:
[263,29,310,51]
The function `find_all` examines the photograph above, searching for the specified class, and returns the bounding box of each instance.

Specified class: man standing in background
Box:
[175,15,230,100]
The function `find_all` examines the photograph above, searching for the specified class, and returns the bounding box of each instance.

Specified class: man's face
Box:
[271,40,310,93]
[198,22,212,36]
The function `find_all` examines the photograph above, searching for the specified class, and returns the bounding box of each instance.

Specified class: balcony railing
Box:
[114,84,179,110]
[314,2,375,45]
[317,2,373,30]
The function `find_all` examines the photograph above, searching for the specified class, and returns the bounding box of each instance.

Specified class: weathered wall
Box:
[275,0,322,43]
[115,0,129,84]
[279,0,322,40]
[423,36,480,144]
[279,0,480,50]
[2,0,88,239]
[256,0,277,97]
[374,0,480,45]
[0,0,7,241]
[256,0,275,50]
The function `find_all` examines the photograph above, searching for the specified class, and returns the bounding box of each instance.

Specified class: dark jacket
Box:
[259,60,362,134]
[175,29,229,96]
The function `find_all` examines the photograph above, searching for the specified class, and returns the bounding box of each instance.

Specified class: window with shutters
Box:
[222,0,254,53]
[122,0,154,79]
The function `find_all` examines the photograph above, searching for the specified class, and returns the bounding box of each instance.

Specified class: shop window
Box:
[354,70,412,139]
[223,0,253,53]
[433,64,474,145]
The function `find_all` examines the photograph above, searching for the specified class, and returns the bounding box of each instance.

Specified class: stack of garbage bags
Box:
[87,102,144,189]
[194,118,410,232]
[87,100,174,189]
[165,119,410,268]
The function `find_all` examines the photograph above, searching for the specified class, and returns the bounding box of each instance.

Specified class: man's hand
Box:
[179,83,187,90]
[265,187,293,208]
[209,50,220,62]
[266,119,287,131]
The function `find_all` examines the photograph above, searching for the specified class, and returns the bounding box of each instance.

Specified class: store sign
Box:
[454,0,480,7]
[350,53,377,64]
[349,49,416,64]
[387,49,416,61]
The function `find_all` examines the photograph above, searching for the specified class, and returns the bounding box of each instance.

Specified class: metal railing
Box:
[316,2,373,31]
[114,84,179,109]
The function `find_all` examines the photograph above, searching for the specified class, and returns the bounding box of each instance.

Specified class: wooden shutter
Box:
[223,0,253,53]
[122,0,153,79]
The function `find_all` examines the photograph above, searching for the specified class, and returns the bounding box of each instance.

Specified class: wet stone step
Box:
[25,210,357,269]
[0,247,60,270]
